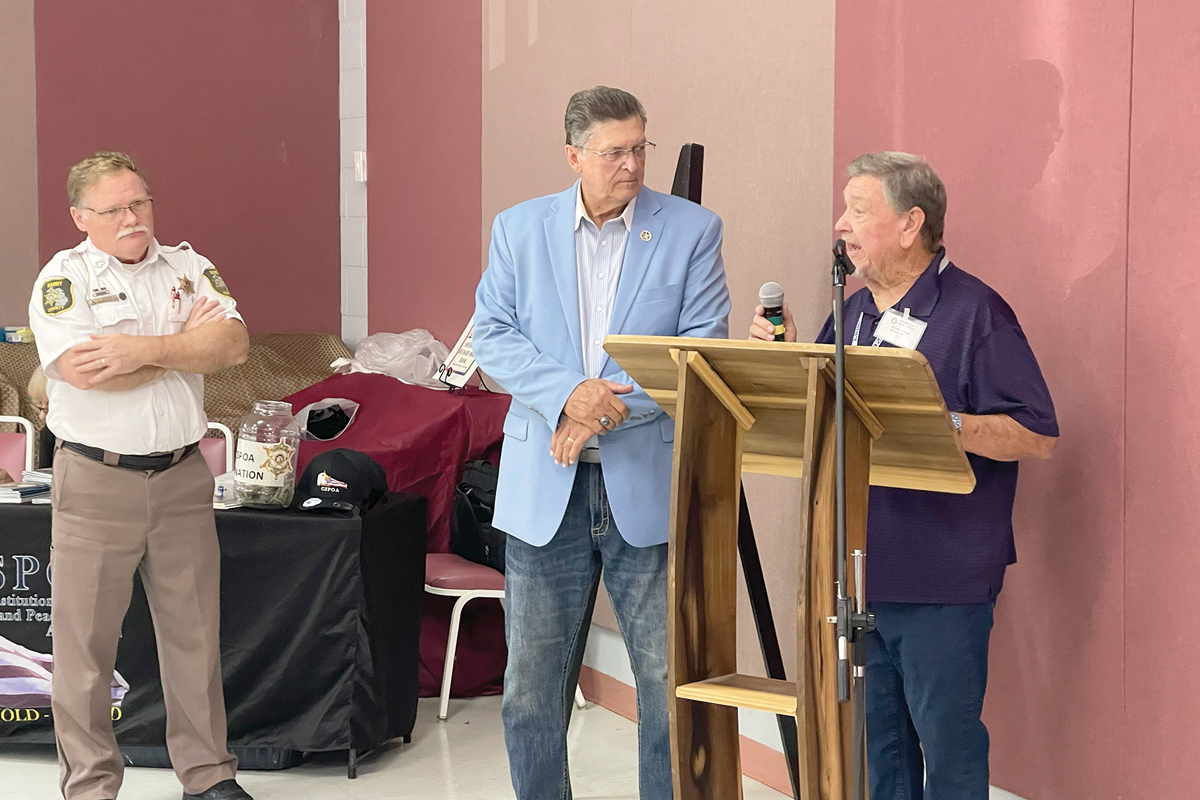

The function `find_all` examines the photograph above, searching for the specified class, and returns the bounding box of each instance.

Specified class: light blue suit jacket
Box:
[472,183,731,547]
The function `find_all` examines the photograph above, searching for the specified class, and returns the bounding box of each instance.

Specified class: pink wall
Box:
[835,1,1134,796]
[34,0,341,336]
[365,0,482,347]
[1124,0,1200,794]
[0,0,39,327]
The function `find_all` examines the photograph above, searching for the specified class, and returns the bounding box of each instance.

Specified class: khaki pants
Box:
[50,446,237,800]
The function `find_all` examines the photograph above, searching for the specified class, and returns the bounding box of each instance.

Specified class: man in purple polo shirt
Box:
[750,151,1058,799]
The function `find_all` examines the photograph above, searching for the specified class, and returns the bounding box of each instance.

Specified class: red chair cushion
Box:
[425,552,504,592]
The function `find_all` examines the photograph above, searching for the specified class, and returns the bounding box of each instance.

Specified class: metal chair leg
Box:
[438,593,472,720]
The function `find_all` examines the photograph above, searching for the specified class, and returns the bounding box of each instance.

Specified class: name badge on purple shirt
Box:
[875,308,927,349]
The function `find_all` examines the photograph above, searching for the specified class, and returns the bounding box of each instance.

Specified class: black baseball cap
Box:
[293,449,387,514]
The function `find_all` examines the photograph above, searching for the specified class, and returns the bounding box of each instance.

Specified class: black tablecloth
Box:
[0,493,426,767]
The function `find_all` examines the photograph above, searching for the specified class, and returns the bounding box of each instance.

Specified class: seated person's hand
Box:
[0,468,13,485]
[749,303,797,342]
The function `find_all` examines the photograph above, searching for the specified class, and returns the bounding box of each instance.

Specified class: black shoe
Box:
[182,779,254,800]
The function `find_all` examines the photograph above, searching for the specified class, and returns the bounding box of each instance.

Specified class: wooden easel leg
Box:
[738,488,802,800]
[796,359,872,800]
[668,353,744,800]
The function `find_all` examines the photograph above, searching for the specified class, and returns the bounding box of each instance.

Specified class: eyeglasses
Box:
[84,197,153,221]
[577,142,656,163]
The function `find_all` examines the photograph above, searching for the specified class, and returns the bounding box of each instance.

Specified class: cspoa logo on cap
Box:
[316,471,348,493]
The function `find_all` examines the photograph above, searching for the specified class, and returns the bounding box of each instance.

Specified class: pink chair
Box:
[198,422,235,477]
[424,552,587,720]
[0,416,34,481]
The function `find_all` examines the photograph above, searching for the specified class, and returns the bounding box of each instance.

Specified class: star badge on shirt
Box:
[177,275,195,296]
[640,230,652,241]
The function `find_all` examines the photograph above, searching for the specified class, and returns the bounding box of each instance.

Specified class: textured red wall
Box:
[835,1,1134,797]
[34,0,340,336]
[365,0,482,347]
[1124,1,1200,795]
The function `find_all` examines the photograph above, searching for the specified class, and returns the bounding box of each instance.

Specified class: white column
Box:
[339,0,368,350]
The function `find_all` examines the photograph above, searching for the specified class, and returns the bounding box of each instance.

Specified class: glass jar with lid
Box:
[234,400,300,508]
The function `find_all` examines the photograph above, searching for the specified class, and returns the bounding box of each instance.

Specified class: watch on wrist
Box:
[950,412,962,432]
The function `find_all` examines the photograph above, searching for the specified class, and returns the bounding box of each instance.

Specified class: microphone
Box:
[759,282,786,341]
[833,239,856,277]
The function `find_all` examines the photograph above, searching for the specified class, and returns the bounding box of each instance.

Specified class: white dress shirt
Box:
[29,237,244,454]
[574,183,636,451]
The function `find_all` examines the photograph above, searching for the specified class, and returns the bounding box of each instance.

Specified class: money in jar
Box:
[234,400,300,508]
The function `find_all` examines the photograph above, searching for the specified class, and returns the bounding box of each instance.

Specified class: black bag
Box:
[450,460,506,573]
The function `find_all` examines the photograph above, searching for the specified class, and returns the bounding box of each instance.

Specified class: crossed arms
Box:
[54,297,249,392]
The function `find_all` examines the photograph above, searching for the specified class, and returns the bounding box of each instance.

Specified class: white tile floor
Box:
[0,696,787,800]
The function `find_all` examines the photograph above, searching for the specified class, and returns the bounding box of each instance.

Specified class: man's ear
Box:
[565,144,584,175]
[899,206,926,250]
[69,206,88,233]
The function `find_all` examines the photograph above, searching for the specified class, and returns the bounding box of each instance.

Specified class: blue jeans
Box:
[866,601,995,800]
[502,463,671,800]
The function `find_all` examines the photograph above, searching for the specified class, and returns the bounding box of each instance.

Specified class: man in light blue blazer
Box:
[473,86,730,799]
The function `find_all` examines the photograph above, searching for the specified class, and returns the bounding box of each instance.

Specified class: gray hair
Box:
[848,151,946,251]
[68,151,149,208]
[564,86,647,147]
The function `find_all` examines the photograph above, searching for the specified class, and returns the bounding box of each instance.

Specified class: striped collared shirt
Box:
[574,183,636,449]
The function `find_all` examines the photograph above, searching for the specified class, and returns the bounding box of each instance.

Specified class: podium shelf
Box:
[610,335,976,494]
[675,674,798,717]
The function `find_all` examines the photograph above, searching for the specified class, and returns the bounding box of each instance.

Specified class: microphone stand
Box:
[832,240,873,800]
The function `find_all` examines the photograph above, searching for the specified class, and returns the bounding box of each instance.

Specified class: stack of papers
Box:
[0,481,50,504]
[22,469,52,485]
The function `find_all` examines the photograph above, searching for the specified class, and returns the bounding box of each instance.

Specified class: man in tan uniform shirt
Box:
[28,152,252,800]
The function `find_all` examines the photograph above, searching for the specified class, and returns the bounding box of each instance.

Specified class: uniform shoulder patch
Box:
[202,266,232,298]
[41,277,75,316]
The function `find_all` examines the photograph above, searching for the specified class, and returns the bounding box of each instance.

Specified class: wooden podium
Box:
[603,336,976,800]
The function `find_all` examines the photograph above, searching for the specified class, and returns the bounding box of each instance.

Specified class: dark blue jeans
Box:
[866,601,995,800]
[502,463,670,800]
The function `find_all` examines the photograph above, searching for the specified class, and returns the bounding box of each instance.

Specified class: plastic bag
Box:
[294,398,361,440]
[331,330,450,390]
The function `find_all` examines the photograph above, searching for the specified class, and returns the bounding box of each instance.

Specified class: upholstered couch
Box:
[0,334,352,455]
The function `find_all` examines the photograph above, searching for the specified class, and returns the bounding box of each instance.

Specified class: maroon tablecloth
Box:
[284,373,510,697]
[285,374,508,551]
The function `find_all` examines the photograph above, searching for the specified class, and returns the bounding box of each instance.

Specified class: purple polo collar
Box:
[860,247,948,320]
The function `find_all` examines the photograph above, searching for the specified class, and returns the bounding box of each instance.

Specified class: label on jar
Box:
[235,437,296,487]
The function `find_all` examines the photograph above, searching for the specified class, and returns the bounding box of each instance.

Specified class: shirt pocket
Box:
[91,300,139,332]
[168,294,194,324]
